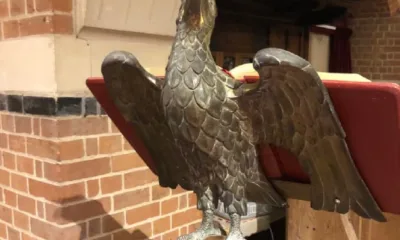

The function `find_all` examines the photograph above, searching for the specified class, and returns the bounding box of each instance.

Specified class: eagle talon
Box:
[225,231,246,240]
[177,225,223,240]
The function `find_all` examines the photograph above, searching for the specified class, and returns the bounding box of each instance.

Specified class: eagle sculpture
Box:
[101,0,385,239]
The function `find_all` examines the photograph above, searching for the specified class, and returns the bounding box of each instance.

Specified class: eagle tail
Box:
[246,180,287,208]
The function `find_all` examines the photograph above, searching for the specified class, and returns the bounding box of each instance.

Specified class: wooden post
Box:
[286,199,400,240]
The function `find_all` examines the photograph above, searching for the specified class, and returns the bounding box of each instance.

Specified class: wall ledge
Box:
[75,0,180,37]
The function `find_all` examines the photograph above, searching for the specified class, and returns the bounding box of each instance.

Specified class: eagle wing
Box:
[101,51,190,190]
[233,48,385,222]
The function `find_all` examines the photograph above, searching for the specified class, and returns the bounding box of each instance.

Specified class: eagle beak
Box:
[179,0,216,28]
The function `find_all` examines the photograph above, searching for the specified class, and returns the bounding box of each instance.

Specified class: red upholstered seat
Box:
[87,77,400,215]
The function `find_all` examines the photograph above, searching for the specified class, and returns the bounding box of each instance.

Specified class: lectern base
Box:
[287,199,400,240]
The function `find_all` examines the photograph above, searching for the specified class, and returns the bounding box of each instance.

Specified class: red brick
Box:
[21,232,35,240]
[29,179,85,203]
[172,208,202,228]
[19,14,73,37]
[86,179,100,198]
[0,0,9,18]
[161,197,179,215]
[0,204,12,223]
[53,0,73,13]
[36,201,44,218]
[3,151,16,170]
[188,222,201,233]
[11,173,27,192]
[36,0,72,12]
[30,218,57,239]
[4,189,17,207]
[0,133,8,148]
[123,138,134,151]
[113,223,152,240]
[44,203,59,222]
[30,218,81,239]
[88,217,101,237]
[44,157,111,182]
[26,0,34,13]
[126,203,160,225]
[59,139,84,161]
[152,185,171,201]
[111,153,146,172]
[180,226,188,235]
[26,137,58,160]
[188,193,197,207]
[114,188,150,210]
[32,118,40,136]
[153,216,171,235]
[40,118,57,138]
[102,212,125,233]
[94,235,112,240]
[57,117,108,137]
[18,194,36,215]
[163,229,180,240]
[13,210,29,231]
[15,116,32,134]
[34,0,52,11]
[79,222,87,240]
[0,168,10,186]
[53,197,111,223]
[101,175,122,194]
[172,186,187,195]
[35,160,43,177]
[0,222,6,238]
[124,169,157,189]
[85,137,98,156]
[2,20,19,40]
[110,122,119,133]
[99,135,122,154]
[53,14,73,34]
[16,155,34,175]
[9,134,26,153]
[1,114,14,132]
[9,0,24,16]
[179,195,188,209]
[132,223,153,238]
[7,226,20,240]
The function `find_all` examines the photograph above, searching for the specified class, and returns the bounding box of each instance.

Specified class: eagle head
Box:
[177,0,217,30]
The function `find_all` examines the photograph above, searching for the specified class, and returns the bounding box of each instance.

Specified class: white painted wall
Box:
[308,32,330,73]
[0,0,178,96]
[81,0,180,37]
[0,35,57,96]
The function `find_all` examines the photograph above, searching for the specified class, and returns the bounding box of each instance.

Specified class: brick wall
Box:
[339,0,400,81]
[0,104,201,240]
[0,0,202,239]
[0,0,73,40]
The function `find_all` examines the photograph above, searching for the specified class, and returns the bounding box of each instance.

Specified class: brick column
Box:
[0,0,201,239]
[388,0,400,16]
[338,0,400,83]
[0,0,73,39]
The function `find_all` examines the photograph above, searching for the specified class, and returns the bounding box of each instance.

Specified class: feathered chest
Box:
[161,31,254,154]
[161,57,229,142]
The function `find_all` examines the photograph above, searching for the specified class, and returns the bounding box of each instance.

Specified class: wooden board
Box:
[287,199,400,240]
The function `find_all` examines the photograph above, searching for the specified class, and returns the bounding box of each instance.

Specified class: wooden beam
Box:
[271,180,311,201]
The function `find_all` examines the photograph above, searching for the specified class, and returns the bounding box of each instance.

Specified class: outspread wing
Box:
[101,51,191,190]
[235,48,385,222]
